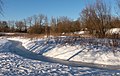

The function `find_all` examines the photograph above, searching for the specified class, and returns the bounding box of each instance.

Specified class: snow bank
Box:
[106,28,120,35]
[44,44,120,65]
[8,37,120,66]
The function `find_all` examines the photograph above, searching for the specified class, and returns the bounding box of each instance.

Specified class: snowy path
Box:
[9,40,120,70]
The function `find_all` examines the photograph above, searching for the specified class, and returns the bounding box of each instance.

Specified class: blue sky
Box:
[0,0,116,21]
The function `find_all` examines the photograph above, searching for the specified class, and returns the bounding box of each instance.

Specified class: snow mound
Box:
[74,31,88,34]
[106,28,120,35]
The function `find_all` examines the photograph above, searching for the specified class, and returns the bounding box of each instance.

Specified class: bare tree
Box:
[27,14,46,34]
[95,0,111,37]
[81,5,98,35]
[81,0,111,38]
[8,21,15,32]
[38,14,45,26]
[27,17,33,27]
[15,21,25,32]
[44,16,49,37]
[111,17,120,28]
[115,0,120,28]
[0,21,9,32]
[23,19,27,32]
[33,15,38,26]
[50,17,57,34]
[56,16,73,34]
[72,20,81,32]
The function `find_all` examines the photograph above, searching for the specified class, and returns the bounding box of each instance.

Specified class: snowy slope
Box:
[0,37,11,52]
[0,37,119,75]
[8,37,120,66]
[44,44,120,65]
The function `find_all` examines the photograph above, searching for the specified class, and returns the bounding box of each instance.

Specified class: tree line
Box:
[0,0,120,38]
[0,15,81,35]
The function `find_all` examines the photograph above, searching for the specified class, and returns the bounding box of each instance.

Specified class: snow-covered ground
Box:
[0,53,119,76]
[8,36,120,66]
[106,28,120,35]
[0,37,119,75]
